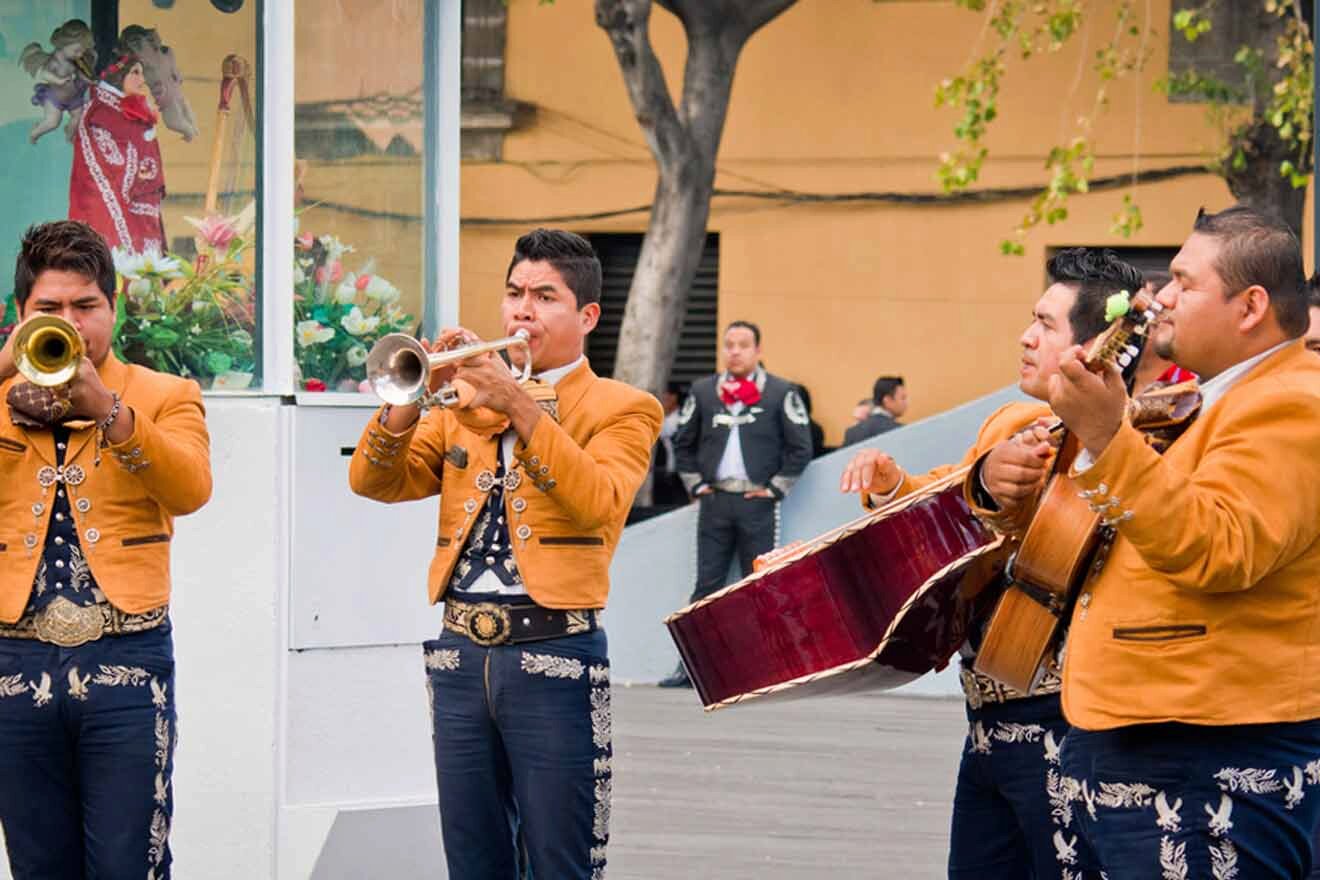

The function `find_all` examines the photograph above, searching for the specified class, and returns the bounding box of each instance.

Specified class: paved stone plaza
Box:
[608,687,966,879]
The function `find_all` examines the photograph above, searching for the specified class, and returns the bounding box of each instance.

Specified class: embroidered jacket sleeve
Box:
[860,402,1050,535]
[1069,389,1320,593]
[513,394,663,531]
[106,378,211,515]
[767,387,814,499]
[348,407,448,502]
[672,392,705,495]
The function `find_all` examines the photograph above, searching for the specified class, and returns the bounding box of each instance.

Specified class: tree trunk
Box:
[614,156,715,395]
[1221,5,1307,237]
[1223,120,1307,237]
[596,0,797,397]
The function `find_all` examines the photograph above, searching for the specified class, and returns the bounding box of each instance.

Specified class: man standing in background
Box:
[659,320,812,689]
[843,375,908,445]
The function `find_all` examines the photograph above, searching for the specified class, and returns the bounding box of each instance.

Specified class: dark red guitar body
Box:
[665,473,1010,710]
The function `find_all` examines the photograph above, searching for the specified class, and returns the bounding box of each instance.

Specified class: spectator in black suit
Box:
[843,375,907,445]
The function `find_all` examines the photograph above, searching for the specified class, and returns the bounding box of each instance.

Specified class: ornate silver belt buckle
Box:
[33,597,106,648]
[465,602,511,647]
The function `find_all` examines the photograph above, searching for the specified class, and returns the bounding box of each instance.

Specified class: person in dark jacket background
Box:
[843,375,907,445]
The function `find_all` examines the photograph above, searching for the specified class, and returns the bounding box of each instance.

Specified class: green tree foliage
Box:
[930,0,1313,252]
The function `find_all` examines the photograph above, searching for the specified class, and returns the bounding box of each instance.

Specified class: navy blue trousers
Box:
[424,626,611,880]
[949,693,1102,879]
[1060,719,1320,879]
[0,626,176,880]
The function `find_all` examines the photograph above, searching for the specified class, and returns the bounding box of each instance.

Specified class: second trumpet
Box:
[366,329,531,407]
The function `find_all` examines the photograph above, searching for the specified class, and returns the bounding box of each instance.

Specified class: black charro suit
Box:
[673,367,812,600]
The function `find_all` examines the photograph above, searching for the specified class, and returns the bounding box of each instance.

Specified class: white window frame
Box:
[207,0,459,400]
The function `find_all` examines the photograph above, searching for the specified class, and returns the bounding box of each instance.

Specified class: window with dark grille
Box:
[588,234,719,386]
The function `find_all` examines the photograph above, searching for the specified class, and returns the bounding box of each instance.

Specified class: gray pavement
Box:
[310,686,968,879]
[609,686,966,880]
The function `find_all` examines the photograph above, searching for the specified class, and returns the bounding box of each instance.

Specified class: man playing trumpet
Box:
[0,220,212,878]
[349,228,661,879]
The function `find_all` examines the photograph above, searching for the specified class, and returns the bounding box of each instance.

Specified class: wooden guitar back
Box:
[973,470,1100,692]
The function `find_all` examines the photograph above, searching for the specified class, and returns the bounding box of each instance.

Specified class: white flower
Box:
[362,275,400,303]
[126,277,153,299]
[296,319,334,348]
[385,304,407,324]
[346,345,369,366]
[334,274,359,305]
[137,247,184,280]
[318,235,353,263]
[340,306,380,337]
[113,247,144,279]
[293,263,307,285]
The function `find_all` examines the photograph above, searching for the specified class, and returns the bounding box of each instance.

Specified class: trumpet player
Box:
[0,220,211,879]
[348,228,661,879]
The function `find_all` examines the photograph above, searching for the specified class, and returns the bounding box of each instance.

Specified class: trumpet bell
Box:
[13,315,84,388]
[365,334,431,406]
[364,329,532,408]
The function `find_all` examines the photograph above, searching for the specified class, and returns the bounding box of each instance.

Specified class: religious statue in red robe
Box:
[68,53,166,255]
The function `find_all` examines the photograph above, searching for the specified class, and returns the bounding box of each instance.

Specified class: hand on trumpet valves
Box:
[839,448,902,497]
[418,327,480,393]
[63,358,120,422]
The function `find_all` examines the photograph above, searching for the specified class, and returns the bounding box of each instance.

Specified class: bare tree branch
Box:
[595,0,691,168]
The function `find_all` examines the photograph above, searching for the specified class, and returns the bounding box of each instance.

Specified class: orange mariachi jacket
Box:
[348,361,663,610]
[0,353,213,622]
[1062,341,1320,730]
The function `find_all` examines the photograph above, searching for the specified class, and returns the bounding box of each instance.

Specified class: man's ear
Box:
[1238,284,1271,333]
[579,301,601,334]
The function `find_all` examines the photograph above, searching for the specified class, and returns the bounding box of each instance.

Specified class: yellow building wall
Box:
[458,0,1273,445]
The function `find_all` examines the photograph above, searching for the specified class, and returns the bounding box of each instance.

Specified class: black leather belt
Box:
[443,598,598,647]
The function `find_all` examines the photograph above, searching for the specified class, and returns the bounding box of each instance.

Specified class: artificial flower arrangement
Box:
[0,207,257,389]
[0,212,413,394]
[113,204,258,389]
[292,224,416,392]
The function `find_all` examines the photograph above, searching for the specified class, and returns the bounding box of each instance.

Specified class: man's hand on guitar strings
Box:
[1049,344,1128,459]
[982,434,1052,508]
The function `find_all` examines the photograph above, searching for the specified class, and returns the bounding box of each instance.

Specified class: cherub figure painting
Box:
[19,19,97,144]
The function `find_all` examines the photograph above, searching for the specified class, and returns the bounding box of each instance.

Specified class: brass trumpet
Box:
[12,315,84,388]
[366,329,531,407]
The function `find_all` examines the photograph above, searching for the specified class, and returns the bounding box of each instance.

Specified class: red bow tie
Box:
[719,377,760,407]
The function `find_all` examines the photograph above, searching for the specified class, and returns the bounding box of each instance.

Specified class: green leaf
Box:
[205,351,234,375]
[144,326,181,348]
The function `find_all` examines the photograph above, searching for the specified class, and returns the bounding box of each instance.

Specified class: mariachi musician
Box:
[841,247,1147,880]
[1052,208,1320,878]
[348,229,661,879]
[0,221,211,878]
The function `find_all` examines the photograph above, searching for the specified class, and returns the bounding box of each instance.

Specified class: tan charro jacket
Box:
[0,353,212,622]
[348,361,663,610]
[1062,341,1320,730]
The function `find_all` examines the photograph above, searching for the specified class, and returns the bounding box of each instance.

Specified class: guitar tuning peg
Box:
[1126,344,1140,356]
[1119,353,1132,368]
